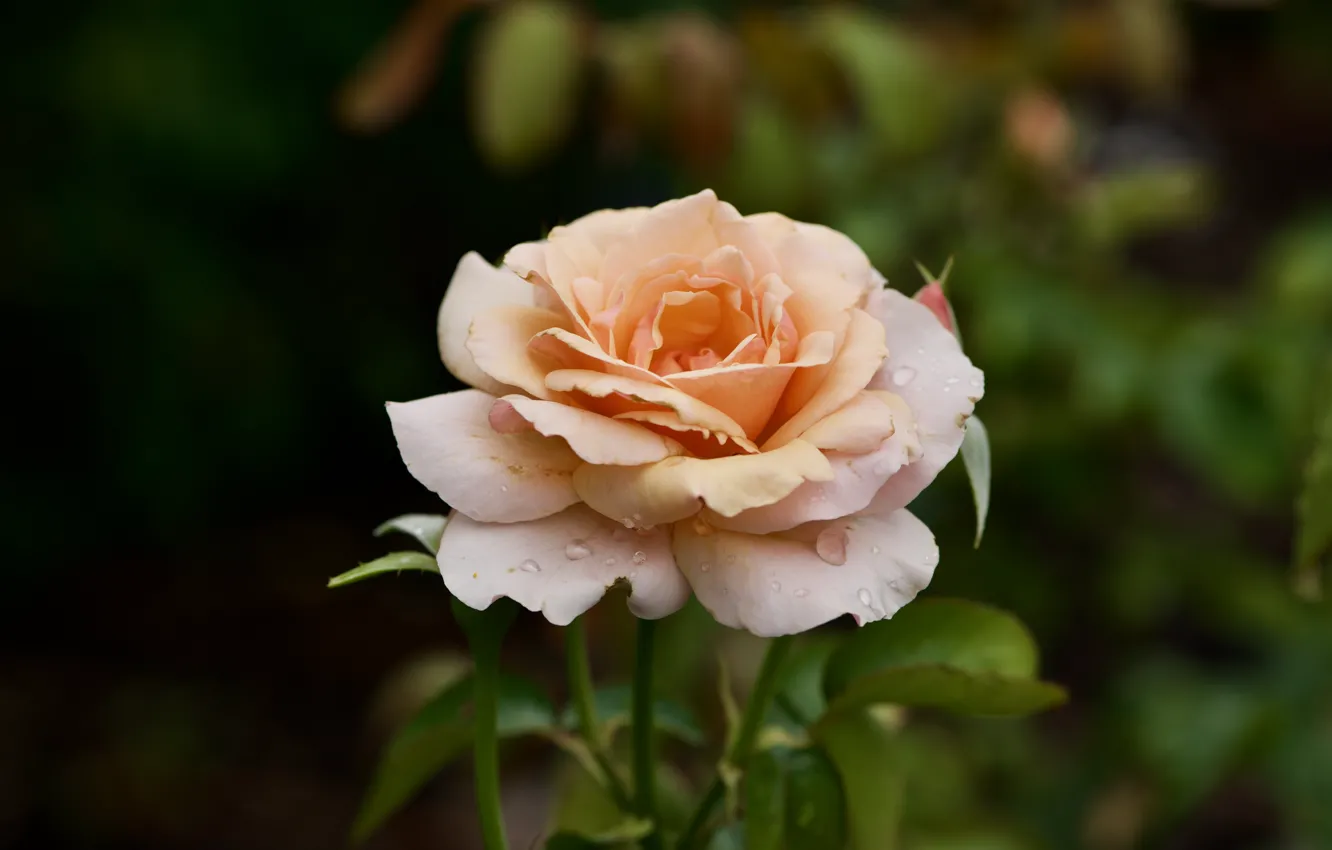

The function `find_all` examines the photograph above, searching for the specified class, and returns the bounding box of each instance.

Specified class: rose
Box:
[388,190,982,636]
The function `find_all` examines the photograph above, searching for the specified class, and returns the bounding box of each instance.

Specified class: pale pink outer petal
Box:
[762,309,889,450]
[386,390,580,523]
[437,252,535,394]
[672,509,939,637]
[439,505,688,625]
[572,439,835,529]
[492,395,684,465]
[466,304,570,399]
[862,287,985,514]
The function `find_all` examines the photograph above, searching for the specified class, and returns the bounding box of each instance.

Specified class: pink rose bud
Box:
[914,281,955,334]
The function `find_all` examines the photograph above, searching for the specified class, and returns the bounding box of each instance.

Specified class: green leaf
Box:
[471,0,583,172]
[1296,359,1332,598]
[351,672,555,842]
[545,818,654,849]
[327,551,437,588]
[826,665,1066,717]
[821,599,1065,718]
[782,748,848,850]
[814,709,905,850]
[771,639,838,730]
[373,513,448,554]
[960,417,991,548]
[560,684,704,747]
[745,749,787,850]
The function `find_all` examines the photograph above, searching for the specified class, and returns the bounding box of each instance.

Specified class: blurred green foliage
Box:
[6,0,1332,848]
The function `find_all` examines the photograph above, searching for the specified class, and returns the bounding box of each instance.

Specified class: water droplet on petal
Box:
[924,550,939,567]
[794,588,809,598]
[565,540,592,560]
[871,545,881,555]
[770,580,782,593]
[946,376,960,385]
[500,485,509,493]
[891,366,917,387]
[699,562,711,572]
[857,588,873,607]
[970,377,982,388]
[621,517,636,529]
[916,347,925,355]
[888,579,901,591]
[690,516,713,536]
[632,551,647,565]
[603,557,617,567]
[816,527,849,566]
[519,559,541,573]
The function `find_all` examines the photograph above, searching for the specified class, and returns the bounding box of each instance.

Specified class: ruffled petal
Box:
[387,390,580,523]
[572,439,835,528]
[490,395,684,465]
[600,190,722,288]
[762,308,889,449]
[439,505,688,625]
[466,305,570,399]
[672,509,938,637]
[437,252,535,393]
[862,287,984,513]
[545,368,752,445]
[664,331,835,439]
[706,429,917,535]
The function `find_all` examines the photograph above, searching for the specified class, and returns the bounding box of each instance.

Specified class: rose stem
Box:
[472,631,509,850]
[632,617,663,849]
[676,635,795,848]
[566,617,633,810]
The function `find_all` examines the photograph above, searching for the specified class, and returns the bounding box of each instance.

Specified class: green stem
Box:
[632,618,663,850]
[566,618,633,810]
[472,639,509,850]
[676,635,794,848]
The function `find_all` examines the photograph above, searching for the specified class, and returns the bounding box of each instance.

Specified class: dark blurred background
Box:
[4,0,1332,847]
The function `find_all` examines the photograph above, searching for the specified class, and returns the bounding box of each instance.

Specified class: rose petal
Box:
[530,328,671,387]
[862,287,984,514]
[545,368,752,444]
[437,252,535,394]
[913,281,954,333]
[672,508,938,637]
[762,308,889,450]
[439,505,688,625]
[492,395,684,465]
[706,427,917,535]
[664,331,835,438]
[612,409,760,457]
[466,304,569,399]
[800,390,904,454]
[572,439,835,528]
[600,190,722,288]
[387,390,580,523]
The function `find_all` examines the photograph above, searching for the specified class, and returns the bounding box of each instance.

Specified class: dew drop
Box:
[891,366,917,387]
[501,485,509,493]
[565,540,592,560]
[970,377,982,388]
[816,527,849,566]
[871,545,881,555]
[916,347,926,355]
[691,516,714,536]
[770,580,782,593]
[888,579,901,591]
[603,557,618,567]
[632,551,647,565]
[857,588,873,607]
[700,562,711,572]
[925,550,939,567]
[519,559,541,573]
[621,517,636,529]
[794,588,809,598]
[946,376,960,385]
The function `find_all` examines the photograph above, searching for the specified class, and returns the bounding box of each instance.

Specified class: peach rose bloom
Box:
[388,190,982,636]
